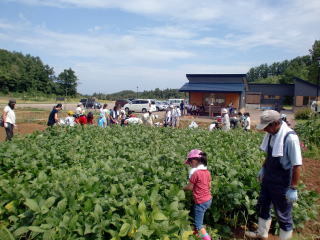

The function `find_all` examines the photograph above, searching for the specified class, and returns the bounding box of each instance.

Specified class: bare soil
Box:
[0,123,47,142]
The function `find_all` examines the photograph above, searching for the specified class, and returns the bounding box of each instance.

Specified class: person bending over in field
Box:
[87,112,94,125]
[47,103,62,127]
[65,111,75,126]
[183,149,212,240]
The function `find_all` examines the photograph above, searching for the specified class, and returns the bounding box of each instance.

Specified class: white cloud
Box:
[9,0,223,21]
[132,26,196,39]
[8,0,320,52]
[0,19,16,29]
[88,25,102,32]
[5,23,194,62]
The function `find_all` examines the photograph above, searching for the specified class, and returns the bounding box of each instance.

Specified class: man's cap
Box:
[221,108,228,114]
[9,99,16,104]
[256,110,280,130]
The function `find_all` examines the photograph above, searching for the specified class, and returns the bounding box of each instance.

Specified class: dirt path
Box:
[0,123,47,142]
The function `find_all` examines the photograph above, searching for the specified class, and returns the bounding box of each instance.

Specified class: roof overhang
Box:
[179,83,245,92]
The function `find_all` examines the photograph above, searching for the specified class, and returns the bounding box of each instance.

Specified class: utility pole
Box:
[136,86,139,99]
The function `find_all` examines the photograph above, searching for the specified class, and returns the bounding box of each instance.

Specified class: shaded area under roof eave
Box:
[179,83,244,92]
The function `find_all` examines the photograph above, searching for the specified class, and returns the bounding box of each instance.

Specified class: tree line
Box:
[247,40,320,84]
[91,88,186,101]
[0,49,78,96]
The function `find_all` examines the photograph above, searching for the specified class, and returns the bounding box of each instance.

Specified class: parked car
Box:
[80,98,102,109]
[168,99,185,107]
[123,99,156,113]
[115,99,131,108]
[155,101,169,111]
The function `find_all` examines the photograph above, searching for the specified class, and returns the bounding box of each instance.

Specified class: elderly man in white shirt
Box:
[245,110,302,240]
[2,99,17,141]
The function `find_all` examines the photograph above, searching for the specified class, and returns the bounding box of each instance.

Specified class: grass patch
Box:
[303,145,320,160]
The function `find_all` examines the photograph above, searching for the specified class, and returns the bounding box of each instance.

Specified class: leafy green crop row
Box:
[295,118,320,147]
[0,126,318,239]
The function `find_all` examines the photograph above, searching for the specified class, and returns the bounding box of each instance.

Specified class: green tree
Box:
[307,40,320,84]
[56,68,78,96]
[0,49,66,95]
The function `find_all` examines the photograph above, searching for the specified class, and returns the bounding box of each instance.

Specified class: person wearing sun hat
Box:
[65,110,75,126]
[183,149,212,240]
[221,108,230,131]
[245,110,302,240]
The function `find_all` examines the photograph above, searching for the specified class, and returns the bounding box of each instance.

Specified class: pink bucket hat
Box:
[184,149,202,164]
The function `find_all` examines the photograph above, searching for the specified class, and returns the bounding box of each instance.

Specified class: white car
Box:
[123,99,156,113]
[155,101,169,111]
[168,99,185,107]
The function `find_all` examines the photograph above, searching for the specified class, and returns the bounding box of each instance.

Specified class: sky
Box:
[0,0,319,94]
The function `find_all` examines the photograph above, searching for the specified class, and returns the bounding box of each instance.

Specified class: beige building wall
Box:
[189,92,240,108]
[189,92,203,105]
[295,96,303,107]
[225,93,240,108]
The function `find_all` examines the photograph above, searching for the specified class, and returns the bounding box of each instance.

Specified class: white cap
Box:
[221,108,228,114]
[256,110,281,130]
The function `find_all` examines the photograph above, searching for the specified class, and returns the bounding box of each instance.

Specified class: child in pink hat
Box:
[183,149,212,240]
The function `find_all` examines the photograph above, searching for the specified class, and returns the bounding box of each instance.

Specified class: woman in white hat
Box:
[221,108,230,131]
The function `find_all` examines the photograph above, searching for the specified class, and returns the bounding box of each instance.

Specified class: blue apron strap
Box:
[283,131,296,186]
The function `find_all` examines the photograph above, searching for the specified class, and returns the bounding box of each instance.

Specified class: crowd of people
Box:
[46,102,186,129]
[48,102,253,132]
[1,100,255,141]
[47,103,161,128]
[208,108,251,132]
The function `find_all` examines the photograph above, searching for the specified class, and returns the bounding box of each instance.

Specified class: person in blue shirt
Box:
[98,113,107,128]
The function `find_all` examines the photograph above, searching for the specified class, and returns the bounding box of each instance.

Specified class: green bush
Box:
[294,108,314,120]
[295,118,320,147]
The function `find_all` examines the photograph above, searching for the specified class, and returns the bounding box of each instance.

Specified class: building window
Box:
[264,95,280,99]
[303,96,309,105]
[204,93,225,106]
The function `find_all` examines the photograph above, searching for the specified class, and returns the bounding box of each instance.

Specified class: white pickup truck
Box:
[311,100,320,113]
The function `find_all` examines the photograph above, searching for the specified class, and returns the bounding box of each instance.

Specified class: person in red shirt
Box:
[183,149,212,240]
[87,112,94,125]
[76,114,87,125]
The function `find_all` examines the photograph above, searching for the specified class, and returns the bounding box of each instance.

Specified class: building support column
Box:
[240,91,246,111]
